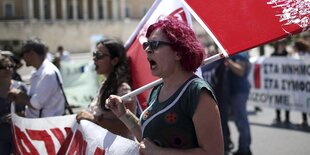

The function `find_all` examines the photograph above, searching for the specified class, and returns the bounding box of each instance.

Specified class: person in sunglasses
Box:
[0,53,27,155]
[76,39,136,139]
[106,16,223,155]
[0,50,23,82]
[9,39,65,118]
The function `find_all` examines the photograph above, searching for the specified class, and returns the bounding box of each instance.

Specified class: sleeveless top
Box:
[140,75,216,149]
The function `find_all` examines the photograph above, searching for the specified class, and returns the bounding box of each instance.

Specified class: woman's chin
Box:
[151,70,160,77]
[95,70,102,74]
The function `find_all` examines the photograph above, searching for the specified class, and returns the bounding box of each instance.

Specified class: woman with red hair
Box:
[106,16,223,155]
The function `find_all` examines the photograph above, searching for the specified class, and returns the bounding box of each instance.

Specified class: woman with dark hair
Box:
[76,39,136,139]
[106,17,223,155]
[0,53,27,155]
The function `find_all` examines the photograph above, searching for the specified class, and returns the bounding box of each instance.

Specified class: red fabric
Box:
[127,40,158,110]
[127,0,308,110]
[184,0,307,55]
[254,63,261,89]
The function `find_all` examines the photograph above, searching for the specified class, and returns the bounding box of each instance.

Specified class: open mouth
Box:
[94,63,99,71]
[148,59,157,70]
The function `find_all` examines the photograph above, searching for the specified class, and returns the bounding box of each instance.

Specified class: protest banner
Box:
[60,60,99,108]
[12,113,139,155]
[248,56,310,113]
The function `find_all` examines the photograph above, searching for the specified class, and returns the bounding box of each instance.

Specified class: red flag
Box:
[125,0,309,110]
[126,0,192,110]
[183,0,309,56]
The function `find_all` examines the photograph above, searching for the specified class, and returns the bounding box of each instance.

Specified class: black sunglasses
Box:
[142,40,172,51]
[93,51,110,60]
[0,64,15,70]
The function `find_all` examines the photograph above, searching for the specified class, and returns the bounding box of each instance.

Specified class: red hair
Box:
[146,16,205,72]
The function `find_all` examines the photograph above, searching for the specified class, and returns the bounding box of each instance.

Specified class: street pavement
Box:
[228,106,310,155]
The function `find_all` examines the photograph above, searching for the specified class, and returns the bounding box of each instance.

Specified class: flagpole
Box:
[120,53,225,101]
[179,0,229,57]
[124,0,162,49]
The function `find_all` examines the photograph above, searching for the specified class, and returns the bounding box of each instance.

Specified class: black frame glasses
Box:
[93,51,110,60]
[142,40,172,51]
[0,64,15,70]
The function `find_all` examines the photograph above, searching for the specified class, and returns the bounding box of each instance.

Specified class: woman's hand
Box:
[8,88,32,107]
[139,138,162,155]
[105,95,126,118]
[76,110,95,123]
[2,114,12,124]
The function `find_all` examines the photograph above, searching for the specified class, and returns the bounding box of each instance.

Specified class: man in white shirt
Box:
[9,39,65,118]
[56,46,70,61]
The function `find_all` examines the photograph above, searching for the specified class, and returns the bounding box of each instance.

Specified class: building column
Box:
[120,0,126,19]
[102,0,108,19]
[112,0,119,20]
[83,0,88,20]
[27,0,34,19]
[61,0,67,20]
[92,0,99,20]
[39,0,45,20]
[50,0,56,21]
[72,0,78,20]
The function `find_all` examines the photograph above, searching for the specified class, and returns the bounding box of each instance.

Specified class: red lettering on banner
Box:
[14,125,39,155]
[94,147,105,155]
[50,128,65,144]
[26,129,55,155]
[12,126,21,155]
[67,130,87,155]
[254,63,261,88]
[57,127,73,155]
[64,127,72,136]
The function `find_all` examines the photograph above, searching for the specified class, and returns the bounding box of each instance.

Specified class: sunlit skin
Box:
[22,51,44,69]
[0,59,13,79]
[22,52,32,67]
[146,29,183,79]
[93,43,116,76]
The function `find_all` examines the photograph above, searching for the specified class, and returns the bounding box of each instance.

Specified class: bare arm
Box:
[139,89,224,155]
[8,89,35,109]
[96,115,130,136]
[76,100,137,137]
[106,95,142,140]
[225,58,247,77]
[97,100,137,137]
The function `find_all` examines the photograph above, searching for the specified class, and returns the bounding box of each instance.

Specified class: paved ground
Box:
[228,106,310,155]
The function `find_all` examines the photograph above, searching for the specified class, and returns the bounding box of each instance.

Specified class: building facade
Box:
[0,0,154,53]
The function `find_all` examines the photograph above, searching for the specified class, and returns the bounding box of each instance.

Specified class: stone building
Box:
[0,0,154,54]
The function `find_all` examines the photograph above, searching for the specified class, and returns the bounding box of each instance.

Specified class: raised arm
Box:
[106,95,142,141]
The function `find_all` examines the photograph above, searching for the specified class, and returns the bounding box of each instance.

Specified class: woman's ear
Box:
[111,57,119,66]
[175,52,181,61]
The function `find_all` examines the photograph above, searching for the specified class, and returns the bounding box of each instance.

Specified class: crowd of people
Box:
[270,39,310,127]
[201,34,310,155]
[0,16,309,155]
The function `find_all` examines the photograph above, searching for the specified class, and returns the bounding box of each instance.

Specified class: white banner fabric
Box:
[12,114,139,155]
[248,56,310,113]
[60,60,99,108]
